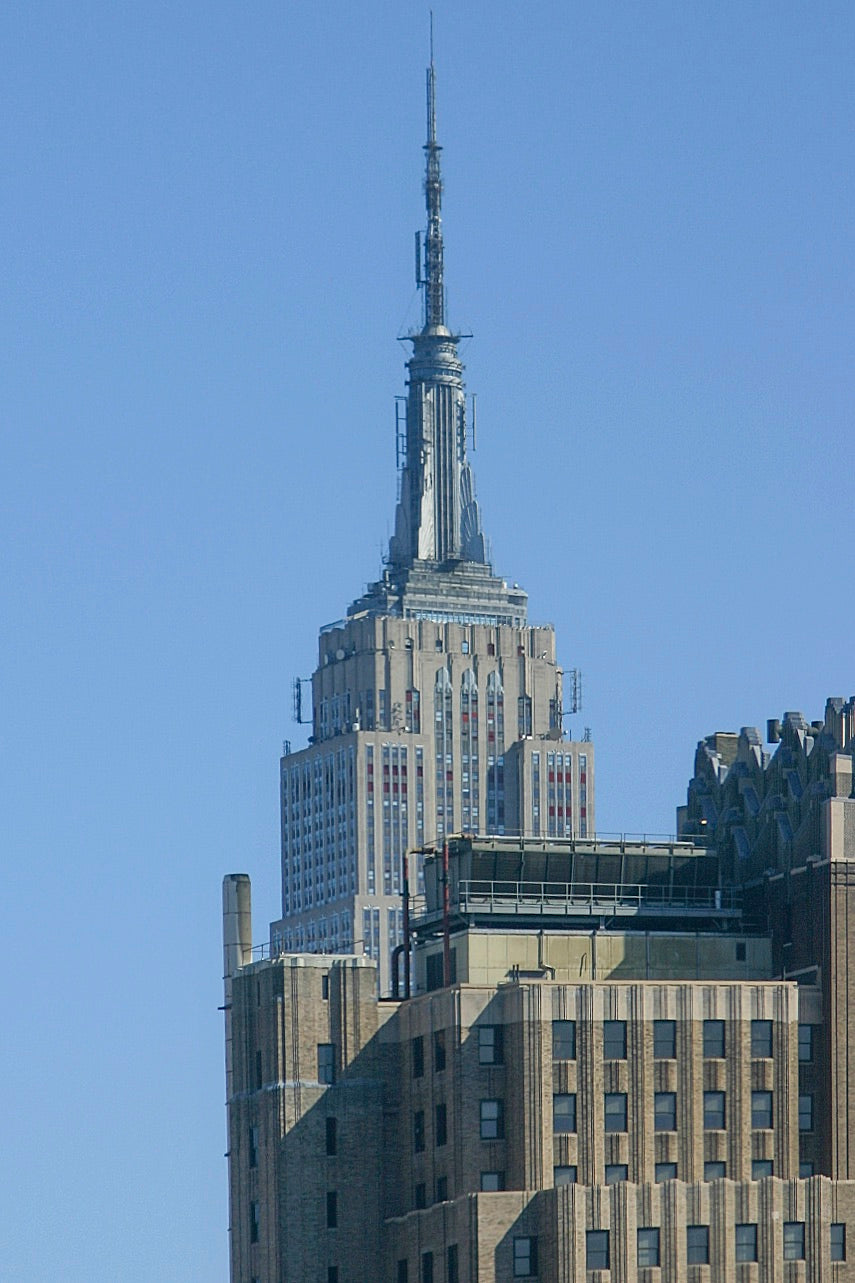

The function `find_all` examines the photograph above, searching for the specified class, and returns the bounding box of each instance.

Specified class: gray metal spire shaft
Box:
[423,51,444,330]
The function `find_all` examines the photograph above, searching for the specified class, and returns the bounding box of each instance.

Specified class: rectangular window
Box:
[435,1103,447,1147]
[434,1029,446,1072]
[605,1163,628,1185]
[735,1223,758,1262]
[325,1117,337,1156]
[250,1201,260,1244]
[654,1091,676,1132]
[799,1161,814,1177]
[655,1162,677,1182]
[752,1159,773,1178]
[413,1035,424,1078]
[328,1269,338,1283]
[326,1191,337,1229]
[686,1226,709,1265]
[831,1224,847,1262]
[480,1098,504,1140]
[255,1049,263,1090]
[604,1092,627,1133]
[603,1020,627,1059]
[436,1175,448,1202]
[751,1019,773,1057]
[414,1111,425,1153]
[318,1043,335,1085]
[783,1222,805,1261]
[414,1183,426,1209]
[752,1090,773,1130]
[553,1093,576,1134]
[653,1019,676,1059]
[637,1228,660,1267]
[704,1161,726,1180]
[798,1023,814,1062]
[513,1236,538,1278]
[704,1090,726,1130]
[553,1019,576,1060]
[480,1171,505,1191]
[586,1231,610,1271]
[479,1025,503,1065]
[703,1019,725,1058]
[554,1166,577,1185]
[249,1125,258,1169]
[397,1262,408,1283]
[447,1244,459,1283]
[421,1251,434,1283]
[799,1094,813,1131]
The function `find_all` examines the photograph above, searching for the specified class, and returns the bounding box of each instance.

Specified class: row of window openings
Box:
[555,1158,817,1183]
[552,1017,814,1061]
[576,1223,843,1270]
[553,1090,814,1133]
[397,1244,460,1283]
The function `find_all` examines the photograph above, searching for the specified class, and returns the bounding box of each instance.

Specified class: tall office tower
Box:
[271,55,593,993]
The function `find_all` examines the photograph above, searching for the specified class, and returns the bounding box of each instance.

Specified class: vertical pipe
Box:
[442,840,451,987]
[403,849,411,1000]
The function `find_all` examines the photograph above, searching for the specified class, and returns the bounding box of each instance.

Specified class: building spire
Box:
[422,17,445,330]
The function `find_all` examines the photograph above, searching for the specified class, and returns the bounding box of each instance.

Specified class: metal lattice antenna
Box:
[422,14,445,329]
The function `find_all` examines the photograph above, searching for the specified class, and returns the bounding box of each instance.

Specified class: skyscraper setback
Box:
[272,53,592,993]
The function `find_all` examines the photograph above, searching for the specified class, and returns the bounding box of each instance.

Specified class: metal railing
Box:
[456,879,740,916]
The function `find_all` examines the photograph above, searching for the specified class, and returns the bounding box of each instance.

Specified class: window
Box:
[322,973,330,1000]
[414,1110,425,1153]
[653,1019,676,1059]
[447,1244,459,1283]
[605,1092,627,1132]
[752,1090,773,1130]
[798,1023,814,1062]
[704,1161,726,1180]
[704,1091,726,1130]
[799,1162,814,1177]
[605,1164,628,1185]
[554,1166,576,1185]
[480,1098,504,1140]
[586,1231,610,1271]
[397,1263,408,1283]
[480,1171,505,1191]
[654,1091,676,1132]
[318,1043,335,1085]
[513,1236,538,1277]
[553,1093,576,1133]
[752,1159,773,1178]
[553,1019,576,1060]
[436,1175,448,1202]
[686,1226,709,1265]
[831,1224,847,1262]
[255,1050,263,1090]
[326,1191,337,1229]
[328,1269,338,1283]
[433,1029,446,1072]
[751,1019,773,1058]
[435,1103,447,1147]
[703,1020,725,1058]
[637,1228,660,1267]
[325,1117,337,1156]
[799,1093,813,1132]
[655,1162,677,1182]
[249,1125,258,1169]
[421,1250,434,1283]
[735,1224,758,1262]
[783,1222,805,1261]
[250,1201,260,1243]
[413,1035,424,1078]
[414,1183,426,1209]
[603,1020,627,1059]
[479,1025,504,1065]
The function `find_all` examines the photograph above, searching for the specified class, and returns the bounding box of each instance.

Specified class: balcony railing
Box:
[453,879,741,918]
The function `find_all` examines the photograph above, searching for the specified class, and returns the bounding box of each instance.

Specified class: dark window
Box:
[513,1236,538,1277]
[413,1036,425,1078]
[322,973,330,1000]
[605,1164,627,1185]
[654,1091,676,1131]
[326,1191,337,1229]
[318,1043,335,1085]
[325,1116,337,1156]
[397,1262,408,1283]
[751,1019,773,1057]
[480,1099,504,1140]
[480,1171,505,1191]
[735,1224,757,1262]
[433,1029,446,1072]
[414,1111,425,1152]
[603,1020,627,1059]
[686,1226,709,1265]
[655,1162,677,1181]
[553,1019,576,1060]
[249,1125,258,1169]
[447,1244,459,1283]
[421,1251,434,1283]
[327,1269,338,1283]
[250,1201,260,1243]
[736,941,746,960]
[752,1159,773,1178]
[479,1025,504,1065]
[436,1175,448,1202]
[586,1231,610,1271]
[604,1093,627,1132]
[637,1228,660,1267]
[799,1094,813,1132]
[752,1090,773,1129]
[704,1090,726,1130]
[799,1162,814,1177]
[831,1224,847,1262]
[435,1103,447,1147]
[554,1166,576,1185]
[703,1020,725,1058]
[798,1024,814,1062]
[783,1222,805,1261]
[704,1161,726,1180]
[553,1093,576,1133]
[255,1050,263,1090]
[414,1183,426,1209]
[653,1019,676,1059]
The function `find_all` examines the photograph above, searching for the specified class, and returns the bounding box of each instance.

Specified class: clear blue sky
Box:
[2,3,853,1278]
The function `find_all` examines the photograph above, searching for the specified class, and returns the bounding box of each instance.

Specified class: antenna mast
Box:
[422,15,445,330]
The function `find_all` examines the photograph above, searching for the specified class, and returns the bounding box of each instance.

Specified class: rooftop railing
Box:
[450,879,741,918]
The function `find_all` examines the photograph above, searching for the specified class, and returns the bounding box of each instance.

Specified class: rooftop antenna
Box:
[422,12,445,330]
